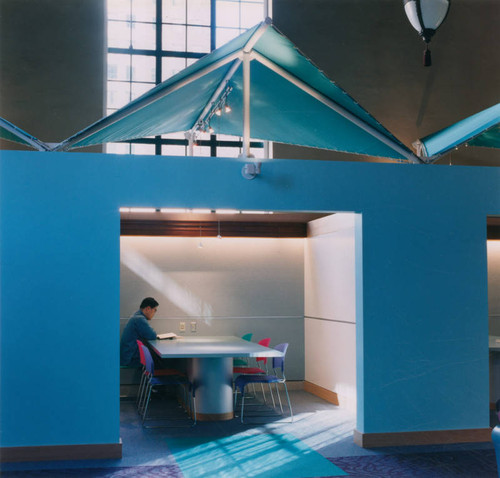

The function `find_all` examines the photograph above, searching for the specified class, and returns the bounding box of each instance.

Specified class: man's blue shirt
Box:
[120,310,157,366]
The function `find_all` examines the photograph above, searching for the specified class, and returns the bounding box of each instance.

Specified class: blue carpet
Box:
[2,396,498,477]
[330,449,498,478]
[166,433,348,477]
[1,466,182,477]
[1,449,498,477]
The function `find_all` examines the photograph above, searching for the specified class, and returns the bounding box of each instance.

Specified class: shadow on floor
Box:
[1,390,497,478]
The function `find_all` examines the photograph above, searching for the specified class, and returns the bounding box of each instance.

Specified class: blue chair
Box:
[140,344,196,427]
[492,399,500,477]
[234,343,293,423]
[234,337,273,405]
[492,426,500,478]
[136,339,185,411]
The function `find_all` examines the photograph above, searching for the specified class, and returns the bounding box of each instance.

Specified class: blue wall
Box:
[1,150,499,447]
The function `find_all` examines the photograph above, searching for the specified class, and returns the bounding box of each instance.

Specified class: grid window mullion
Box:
[107,0,269,156]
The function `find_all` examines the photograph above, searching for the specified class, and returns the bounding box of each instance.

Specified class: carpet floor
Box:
[1,390,497,477]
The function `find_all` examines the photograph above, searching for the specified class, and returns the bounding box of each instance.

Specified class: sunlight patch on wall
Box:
[121,243,214,318]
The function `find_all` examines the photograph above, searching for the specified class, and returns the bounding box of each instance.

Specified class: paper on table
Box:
[157,332,178,340]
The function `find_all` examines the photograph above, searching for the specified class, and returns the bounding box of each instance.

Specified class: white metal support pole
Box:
[186,131,194,156]
[53,51,241,151]
[242,51,251,159]
[264,0,272,19]
[251,50,425,164]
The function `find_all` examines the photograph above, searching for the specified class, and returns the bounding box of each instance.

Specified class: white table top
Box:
[490,336,500,351]
[149,335,284,359]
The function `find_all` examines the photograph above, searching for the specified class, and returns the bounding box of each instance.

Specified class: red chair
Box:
[233,337,271,375]
[233,337,273,405]
[136,340,185,409]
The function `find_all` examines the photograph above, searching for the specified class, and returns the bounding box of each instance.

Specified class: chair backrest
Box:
[140,343,155,375]
[136,340,146,367]
[241,333,253,342]
[257,337,271,364]
[272,343,289,373]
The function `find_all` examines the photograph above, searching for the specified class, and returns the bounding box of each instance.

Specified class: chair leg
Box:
[139,380,151,417]
[142,383,153,424]
[268,383,275,408]
[282,382,293,422]
[260,383,267,403]
[137,371,146,408]
[138,381,147,416]
[274,383,284,414]
[191,390,197,426]
[240,390,246,423]
[137,382,145,415]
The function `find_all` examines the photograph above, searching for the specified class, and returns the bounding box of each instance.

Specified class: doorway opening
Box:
[118,208,361,425]
[488,216,500,425]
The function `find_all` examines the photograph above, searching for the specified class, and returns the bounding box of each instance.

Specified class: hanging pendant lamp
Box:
[403,0,450,66]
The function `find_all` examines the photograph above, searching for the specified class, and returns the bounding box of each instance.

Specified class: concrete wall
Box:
[304,214,357,412]
[0,0,105,150]
[120,235,305,380]
[272,0,500,166]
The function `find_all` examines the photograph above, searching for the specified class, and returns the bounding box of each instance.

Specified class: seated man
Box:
[120,297,159,367]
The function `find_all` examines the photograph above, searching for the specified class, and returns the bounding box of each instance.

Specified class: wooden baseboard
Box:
[353,428,492,448]
[304,381,339,406]
[1,442,122,463]
[196,411,234,421]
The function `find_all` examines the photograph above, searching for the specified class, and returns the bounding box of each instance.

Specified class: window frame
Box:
[106,0,269,157]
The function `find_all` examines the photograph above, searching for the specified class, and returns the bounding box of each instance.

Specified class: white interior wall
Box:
[488,240,500,403]
[120,235,305,379]
[488,240,500,335]
[304,213,357,412]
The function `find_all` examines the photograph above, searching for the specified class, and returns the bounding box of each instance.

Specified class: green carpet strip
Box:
[166,432,347,477]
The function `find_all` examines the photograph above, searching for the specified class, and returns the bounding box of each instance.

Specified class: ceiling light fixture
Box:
[403,0,450,66]
[215,209,240,215]
[160,208,189,213]
[191,208,213,214]
[193,84,234,138]
[241,210,274,215]
[127,207,157,213]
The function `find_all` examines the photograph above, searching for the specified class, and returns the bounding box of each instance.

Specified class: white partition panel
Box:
[488,240,500,334]
[305,214,357,412]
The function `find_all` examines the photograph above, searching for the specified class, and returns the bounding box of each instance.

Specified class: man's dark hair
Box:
[140,297,159,309]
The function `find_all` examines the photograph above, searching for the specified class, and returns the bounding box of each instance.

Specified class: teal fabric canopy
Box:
[55,19,421,163]
[0,117,49,151]
[414,103,500,161]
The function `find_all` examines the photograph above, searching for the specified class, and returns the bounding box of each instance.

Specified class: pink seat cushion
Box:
[233,366,266,374]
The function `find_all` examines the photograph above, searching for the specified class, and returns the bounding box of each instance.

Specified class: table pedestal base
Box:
[196,411,234,421]
[190,356,234,420]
